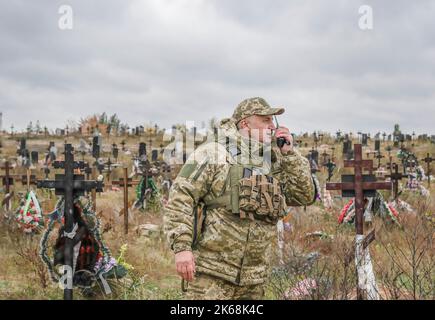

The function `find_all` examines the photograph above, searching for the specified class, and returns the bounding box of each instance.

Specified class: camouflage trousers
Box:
[183,273,265,300]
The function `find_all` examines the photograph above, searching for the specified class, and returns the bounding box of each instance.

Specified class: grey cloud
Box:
[0,0,434,136]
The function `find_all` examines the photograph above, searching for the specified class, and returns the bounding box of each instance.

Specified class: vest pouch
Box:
[238,175,259,217]
[257,176,274,216]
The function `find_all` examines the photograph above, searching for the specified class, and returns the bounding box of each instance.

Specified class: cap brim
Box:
[261,107,285,116]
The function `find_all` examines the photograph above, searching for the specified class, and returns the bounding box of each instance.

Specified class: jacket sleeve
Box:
[163,145,219,253]
[272,148,317,207]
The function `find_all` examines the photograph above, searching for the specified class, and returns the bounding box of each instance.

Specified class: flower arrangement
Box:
[15,191,44,233]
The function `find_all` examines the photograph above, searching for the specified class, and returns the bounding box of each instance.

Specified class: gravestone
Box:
[374,140,380,152]
[31,151,39,164]
[139,143,147,158]
[151,150,158,162]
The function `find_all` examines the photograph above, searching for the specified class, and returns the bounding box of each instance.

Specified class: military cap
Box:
[232,97,285,123]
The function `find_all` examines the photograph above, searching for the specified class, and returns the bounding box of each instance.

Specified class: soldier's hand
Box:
[175,250,196,282]
[276,126,293,154]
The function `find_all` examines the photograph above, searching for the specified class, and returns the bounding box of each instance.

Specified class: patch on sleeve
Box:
[178,161,198,179]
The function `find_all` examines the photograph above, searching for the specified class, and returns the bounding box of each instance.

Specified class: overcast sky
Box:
[1,0,434,135]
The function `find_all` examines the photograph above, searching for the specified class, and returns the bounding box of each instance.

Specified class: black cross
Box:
[421,153,433,187]
[112,144,119,161]
[325,159,336,182]
[375,151,384,169]
[385,163,406,200]
[36,144,103,300]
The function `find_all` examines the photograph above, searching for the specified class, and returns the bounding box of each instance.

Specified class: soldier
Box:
[164,97,317,300]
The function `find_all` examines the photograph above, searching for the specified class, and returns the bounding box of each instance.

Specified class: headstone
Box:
[50,145,58,161]
[92,136,100,159]
[310,150,319,165]
[151,149,158,162]
[139,143,147,157]
[20,138,26,151]
[374,140,380,152]
[22,150,31,168]
[112,144,119,159]
[343,140,351,155]
[362,134,368,146]
[31,151,39,164]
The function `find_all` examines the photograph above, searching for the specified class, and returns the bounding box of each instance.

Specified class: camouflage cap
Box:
[232,97,285,123]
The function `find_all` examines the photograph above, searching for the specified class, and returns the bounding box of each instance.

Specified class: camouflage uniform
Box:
[164,97,316,300]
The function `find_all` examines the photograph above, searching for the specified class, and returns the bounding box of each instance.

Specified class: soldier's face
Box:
[239,115,276,143]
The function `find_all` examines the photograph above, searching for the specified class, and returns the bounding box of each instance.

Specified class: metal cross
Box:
[325,159,336,182]
[385,163,406,200]
[36,144,103,300]
[375,151,385,169]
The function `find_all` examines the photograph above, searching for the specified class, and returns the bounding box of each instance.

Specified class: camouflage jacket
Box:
[164,118,316,286]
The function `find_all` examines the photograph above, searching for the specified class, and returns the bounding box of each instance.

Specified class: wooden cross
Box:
[112,169,141,235]
[327,144,391,233]
[0,161,20,208]
[36,144,103,300]
[326,144,391,300]
[386,163,406,199]
[0,161,17,195]
[421,153,433,187]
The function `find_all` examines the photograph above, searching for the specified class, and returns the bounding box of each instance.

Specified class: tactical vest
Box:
[190,143,287,247]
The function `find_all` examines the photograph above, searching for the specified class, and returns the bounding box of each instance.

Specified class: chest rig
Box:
[203,143,287,224]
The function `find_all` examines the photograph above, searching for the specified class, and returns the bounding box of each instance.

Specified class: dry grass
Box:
[0,134,434,299]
